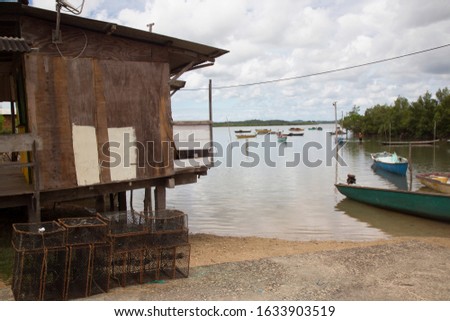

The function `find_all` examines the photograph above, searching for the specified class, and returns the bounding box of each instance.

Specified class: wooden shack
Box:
[0,2,228,222]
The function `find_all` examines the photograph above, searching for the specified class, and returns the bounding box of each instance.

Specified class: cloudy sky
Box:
[23,1,450,121]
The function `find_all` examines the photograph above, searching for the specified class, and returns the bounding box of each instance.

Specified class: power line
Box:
[183,43,450,91]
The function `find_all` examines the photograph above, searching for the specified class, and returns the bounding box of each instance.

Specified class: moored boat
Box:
[371,151,408,176]
[236,133,257,139]
[381,139,439,146]
[234,130,251,133]
[287,132,304,136]
[289,127,304,132]
[255,129,271,135]
[276,131,288,143]
[335,183,450,222]
[416,173,450,194]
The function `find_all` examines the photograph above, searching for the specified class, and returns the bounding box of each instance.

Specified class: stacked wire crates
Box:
[102,209,190,287]
[11,209,191,300]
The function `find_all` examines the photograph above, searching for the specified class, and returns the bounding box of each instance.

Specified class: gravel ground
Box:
[2,239,450,301]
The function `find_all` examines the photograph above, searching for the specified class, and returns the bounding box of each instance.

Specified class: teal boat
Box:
[335,183,450,222]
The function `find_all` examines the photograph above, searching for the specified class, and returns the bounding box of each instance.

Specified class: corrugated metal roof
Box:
[0,36,31,52]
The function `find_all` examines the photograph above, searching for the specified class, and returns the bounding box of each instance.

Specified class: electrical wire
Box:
[183,43,450,91]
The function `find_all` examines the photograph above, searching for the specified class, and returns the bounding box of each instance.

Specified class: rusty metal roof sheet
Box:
[0,36,31,52]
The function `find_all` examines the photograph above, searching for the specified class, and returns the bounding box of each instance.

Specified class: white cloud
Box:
[29,0,450,121]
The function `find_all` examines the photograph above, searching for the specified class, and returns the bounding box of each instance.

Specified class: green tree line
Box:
[342,88,450,139]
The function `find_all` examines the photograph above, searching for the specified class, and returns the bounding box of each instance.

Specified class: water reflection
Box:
[130,125,450,241]
[335,198,450,238]
[370,164,409,190]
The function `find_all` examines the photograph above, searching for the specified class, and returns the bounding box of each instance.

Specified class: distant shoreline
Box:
[213,120,334,127]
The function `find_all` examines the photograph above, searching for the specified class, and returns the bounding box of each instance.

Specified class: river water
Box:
[130,124,450,242]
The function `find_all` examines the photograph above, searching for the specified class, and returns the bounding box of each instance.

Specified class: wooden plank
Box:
[93,60,112,184]
[21,16,169,63]
[24,55,78,190]
[66,58,96,126]
[0,133,39,153]
[97,60,174,180]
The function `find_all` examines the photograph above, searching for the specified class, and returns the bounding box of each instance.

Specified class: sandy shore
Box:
[188,233,450,267]
[2,234,450,300]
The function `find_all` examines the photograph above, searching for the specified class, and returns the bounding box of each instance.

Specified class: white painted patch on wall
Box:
[72,124,100,186]
[107,127,137,182]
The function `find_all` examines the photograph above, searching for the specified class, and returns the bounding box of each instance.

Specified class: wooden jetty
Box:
[0,2,228,222]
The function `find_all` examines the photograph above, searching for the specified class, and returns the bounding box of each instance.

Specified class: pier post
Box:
[143,187,152,213]
[118,191,127,211]
[154,186,166,211]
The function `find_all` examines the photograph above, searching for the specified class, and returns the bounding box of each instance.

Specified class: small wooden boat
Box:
[381,139,439,146]
[255,129,271,135]
[234,130,251,133]
[416,173,450,194]
[287,132,304,136]
[289,127,304,132]
[335,183,450,222]
[276,131,288,143]
[236,133,257,139]
[371,151,408,176]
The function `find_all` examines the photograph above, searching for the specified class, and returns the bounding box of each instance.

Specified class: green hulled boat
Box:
[335,183,450,222]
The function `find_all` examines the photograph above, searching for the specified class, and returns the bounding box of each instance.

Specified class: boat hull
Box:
[236,134,256,139]
[372,160,408,176]
[371,152,408,176]
[335,183,450,222]
[416,173,450,194]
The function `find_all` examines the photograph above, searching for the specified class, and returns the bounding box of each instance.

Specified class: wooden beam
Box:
[0,133,40,153]
[174,173,197,186]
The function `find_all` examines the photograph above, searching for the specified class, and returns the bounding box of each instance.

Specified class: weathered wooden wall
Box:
[21,16,174,191]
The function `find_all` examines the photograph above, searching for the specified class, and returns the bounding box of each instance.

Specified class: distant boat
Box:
[381,139,439,146]
[289,127,304,132]
[371,151,408,176]
[308,127,316,130]
[255,129,271,135]
[276,131,288,143]
[234,130,251,133]
[287,132,304,136]
[335,183,450,222]
[416,173,450,195]
[236,133,257,139]
[336,136,346,145]
[317,127,323,131]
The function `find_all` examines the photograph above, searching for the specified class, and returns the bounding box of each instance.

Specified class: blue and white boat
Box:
[371,151,408,176]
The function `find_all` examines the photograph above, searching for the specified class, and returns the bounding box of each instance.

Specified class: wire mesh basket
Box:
[143,209,188,233]
[159,244,191,279]
[58,217,107,245]
[12,221,66,251]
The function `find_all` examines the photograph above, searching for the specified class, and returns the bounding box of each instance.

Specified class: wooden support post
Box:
[32,141,41,223]
[118,191,127,211]
[95,195,105,213]
[109,193,115,211]
[143,187,152,213]
[154,186,166,212]
[27,197,39,223]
